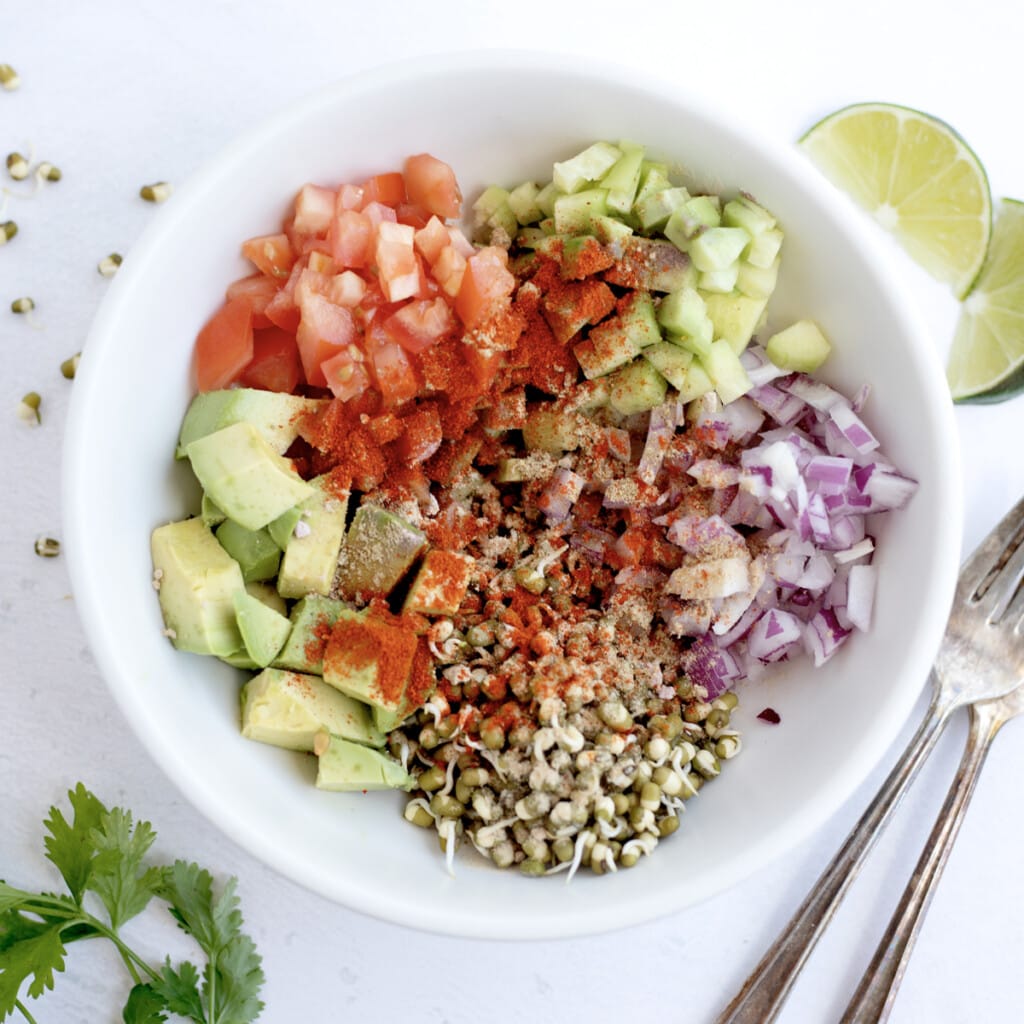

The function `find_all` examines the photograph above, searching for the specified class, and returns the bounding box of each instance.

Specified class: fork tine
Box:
[984,533,1024,623]
[956,493,1024,605]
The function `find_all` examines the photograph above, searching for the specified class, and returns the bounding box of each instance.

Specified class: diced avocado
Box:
[507,181,543,225]
[553,189,610,235]
[698,265,741,294]
[722,194,777,236]
[703,338,752,404]
[215,519,281,583]
[702,292,770,354]
[176,388,324,458]
[267,506,303,550]
[233,590,292,668]
[689,227,751,272]
[534,181,562,218]
[151,518,245,657]
[560,236,614,279]
[746,226,784,269]
[241,669,383,752]
[598,142,645,214]
[603,238,696,293]
[274,595,349,674]
[334,504,427,600]
[574,322,640,379]
[643,342,694,392]
[736,258,779,300]
[634,186,691,232]
[608,358,669,416]
[201,494,226,528]
[322,609,417,715]
[314,732,413,792]
[765,319,832,373]
[186,422,315,532]
[552,141,622,194]
[220,650,260,670]
[521,408,584,452]
[403,550,474,617]
[372,706,407,734]
[245,580,288,615]
[277,489,348,600]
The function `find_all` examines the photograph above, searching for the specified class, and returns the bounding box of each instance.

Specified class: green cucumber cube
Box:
[689,227,751,272]
[507,181,543,225]
[683,357,715,403]
[632,163,672,208]
[765,320,832,372]
[535,182,562,218]
[643,342,693,391]
[634,186,691,232]
[592,215,634,245]
[608,358,669,415]
[698,265,741,294]
[553,189,610,235]
[552,142,622,194]
[722,194,777,236]
[522,409,584,452]
[603,238,696,293]
[702,292,770,354]
[703,339,752,404]
[684,195,722,227]
[618,291,661,349]
[598,142,645,214]
[657,287,708,337]
[736,258,779,300]
[575,324,640,380]
[746,226,785,268]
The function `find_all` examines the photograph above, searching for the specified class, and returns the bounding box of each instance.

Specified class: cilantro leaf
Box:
[88,807,163,929]
[0,883,30,915]
[209,934,265,1024]
[0,921,67,1018]
[43,784,108,904]
[122,983,169,1024]
[152,960,205,1023]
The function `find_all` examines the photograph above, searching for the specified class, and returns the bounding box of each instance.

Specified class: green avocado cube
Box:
[201,494,226,528]
[274,595,349,675]
[151,518,245,657]
[233,590,291,668]
[244,580,288,615]
[186,422,315,532]
[215,519,281,583]
[333,505,426,600]
[176,388,325,458]
[314,733,413,792]
[277,502,348,599]
[267,506,304,550]
[402,550,473,617]
[241,668,384,752]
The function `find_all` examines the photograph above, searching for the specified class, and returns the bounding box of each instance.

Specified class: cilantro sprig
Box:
[0,784,264,1023]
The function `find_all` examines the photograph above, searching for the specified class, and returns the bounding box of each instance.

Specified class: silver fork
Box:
[716,494,1024,1024]
[839,681,1024,1022]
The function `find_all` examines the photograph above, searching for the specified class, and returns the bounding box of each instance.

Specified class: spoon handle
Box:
[838,699,1003,1024]
[715,688,951,1024]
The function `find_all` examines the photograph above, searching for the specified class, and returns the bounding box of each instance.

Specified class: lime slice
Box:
[800,103,991,298]
[947,198,1024,402]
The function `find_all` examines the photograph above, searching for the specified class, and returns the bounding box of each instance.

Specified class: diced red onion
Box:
[740,344,789,386]
[845,563,876,631]
[802,608,851,667]
[661,597,712,638]
[685,634,744,698]
[747,608,803,663]
[570,524,614,562]
[829,401,880,454]
[538,468,584,522]
[666,513,745,554]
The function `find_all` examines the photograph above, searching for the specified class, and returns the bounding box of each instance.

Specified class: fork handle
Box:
[838,699,1004,1023]
[715,687,952,1024]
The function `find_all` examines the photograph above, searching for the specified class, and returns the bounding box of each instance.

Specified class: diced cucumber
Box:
[608,358,669,415]
[495,455,557,483]
[632,163,672,209]
[668,322,713,358]
[702,292,769,354]
[736,258,779,300]
[634,186,691,232]
[722,195,777,236]
[553,141,623,194]
[746,226,784,268]
[765,319,832,372]
[684,195,722,227]
[522,409,584,452]
[542,279,614,343]
[535,182,562,218]
[575,324,640,379]
[553,189,610,235]
[643,342,693,391]
[698,264,741,294]
[689,227,751,272]
[560,235,614,279]
[599,141,645,214]
[472,186,517,245]
[515,227,549,249]
[702,338,752,404]
[472,185,510,221]
[657,286,708,338]
[507,181,543,225]
[618,291,661,349]
[592,214,634,245]
[681,357,715,403]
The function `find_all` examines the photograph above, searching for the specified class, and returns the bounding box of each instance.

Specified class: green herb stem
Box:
[14,999,39,1024]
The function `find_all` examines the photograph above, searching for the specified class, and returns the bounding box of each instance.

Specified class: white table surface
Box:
[3,2,1022,1021]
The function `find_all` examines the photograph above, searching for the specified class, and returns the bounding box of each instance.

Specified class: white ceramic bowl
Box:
[63,50,962,939]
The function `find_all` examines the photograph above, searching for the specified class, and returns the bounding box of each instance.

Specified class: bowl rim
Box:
[62,47,963,939]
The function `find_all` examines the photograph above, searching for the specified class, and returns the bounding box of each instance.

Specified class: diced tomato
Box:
[431,244,467,297]
[298,236,333,259]
[329,209,373,268]
[395,403,443,464]
[241,233,294,280]
[321,346,372,402]
[291,184,336,237]
[225,273,278,327]
[365,322,419,407]
[383,297,456,354]
[194,297,254,392]
[361,172,406,208]
[327,270,367,308]
[336,183,365,211]
[447,226,476,258]
[239,326,303,393]
[295,289,357,387]
[375,221,420,302]
[404,154,462,220]
[454,246,516,328]
[362,201,398,228]
[307,250,335,274]
[395,202,431,229]
[462,344,505,389]
[414,216,450,264]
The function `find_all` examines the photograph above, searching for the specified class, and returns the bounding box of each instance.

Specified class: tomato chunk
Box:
[365,322,419,407]
[239,326,303,393]
[361,172,406,208]
[225,273,278,328]
[462,344,505,389]
[375,221,420,302]
[404,154,462,220]
[431,244,467,298]
[292,184,336,237]
[321,347,372,401]
[454,246,515,329]
[383,297,456,354]
[414,216,450,264]
[296,289,357,387]
[395,403,443,464]
[329,209,373,269]
[194,297,254,392]
[241,233,294,280]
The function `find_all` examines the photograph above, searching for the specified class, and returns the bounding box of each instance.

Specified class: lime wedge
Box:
[947,198,1024,402]
[800,103,992,298]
